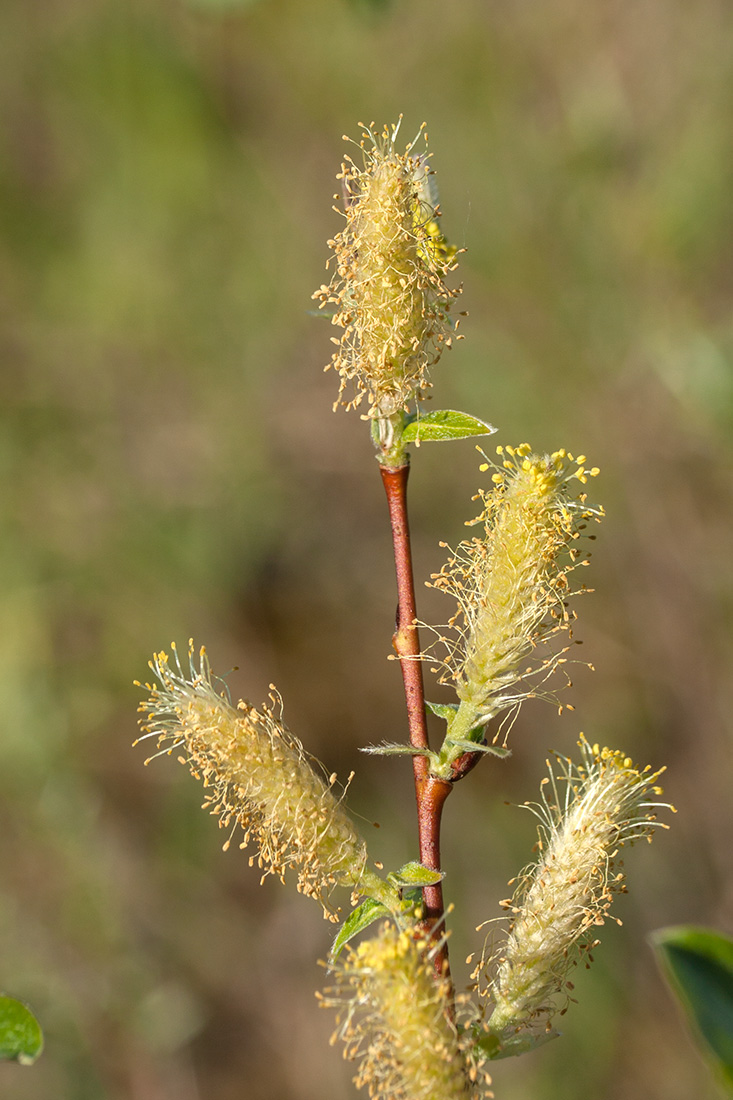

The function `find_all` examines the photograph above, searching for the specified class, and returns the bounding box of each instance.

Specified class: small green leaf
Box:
[425,701,460,720]
[652,925,733,1088]
[402,410,496,444]
[388,861,444,889]
[400,887,425,913]
[330,899,389,961]
[447,739,511,759]
[0,996,43,1065]
[360,742,432,757]
[472,1026,559,1059]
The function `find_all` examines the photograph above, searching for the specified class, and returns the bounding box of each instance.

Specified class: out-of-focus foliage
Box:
[653,926,733,1090]
[1,0,732,1098]
[0,997,43,1065]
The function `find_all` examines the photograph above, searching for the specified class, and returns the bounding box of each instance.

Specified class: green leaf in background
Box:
[402,410,497,444]
[652,925,733,1089]
[388,861,444,889]
[330,898,389,960]
[0,996,43,1065]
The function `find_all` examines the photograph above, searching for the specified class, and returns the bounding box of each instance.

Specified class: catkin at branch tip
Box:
[134,640,367,920]
[320,920,492,1100]
[312,117,462,418]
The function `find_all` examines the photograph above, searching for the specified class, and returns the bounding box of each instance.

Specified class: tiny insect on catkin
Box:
[135,641,369,919]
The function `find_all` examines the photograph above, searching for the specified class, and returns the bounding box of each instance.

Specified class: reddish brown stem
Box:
[380,463,453,977]
[380,465,430,762]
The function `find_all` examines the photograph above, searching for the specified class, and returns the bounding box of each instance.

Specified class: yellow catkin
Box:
[427,445,602,722]
[481,737,672,1034]
[135,642,367,920]
[322,922,488,1100]
[313,118,461,417]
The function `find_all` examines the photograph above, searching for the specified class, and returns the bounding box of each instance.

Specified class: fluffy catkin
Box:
[135,642,367,919]
[313,119,460,417]
[322,922,488,1100]
[482,737,672,1033]
[427,445,601,725]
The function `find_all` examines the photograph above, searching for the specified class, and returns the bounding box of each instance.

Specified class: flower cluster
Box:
[426,445,602,730]
[135,642,368,919]
[313,118,461,418]
[131,114,677,1100]
[480,737,672,1035]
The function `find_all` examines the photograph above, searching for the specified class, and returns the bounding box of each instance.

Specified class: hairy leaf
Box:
[446,739,511,758]
[389,861,444,888]
[402,410,496,443]
[331,899,390,960]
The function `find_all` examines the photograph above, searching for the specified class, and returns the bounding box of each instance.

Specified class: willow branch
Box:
[380,462,452,978]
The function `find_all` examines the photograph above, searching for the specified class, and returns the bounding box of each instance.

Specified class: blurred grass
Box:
[1,0,732,1097]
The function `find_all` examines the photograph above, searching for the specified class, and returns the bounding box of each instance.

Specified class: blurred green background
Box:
[2,0,732,1097]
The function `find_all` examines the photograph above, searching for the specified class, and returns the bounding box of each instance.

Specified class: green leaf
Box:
[402,410,496,444]
[425,701,460,720]
[360,742,432,757]
[472,1026,559,1060]
[652,925,733,1088]
[388,861,444,889]
[446,739,511,759]
[0,996,43,1065]
[330,899,389,961]
[400,887,425,913]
